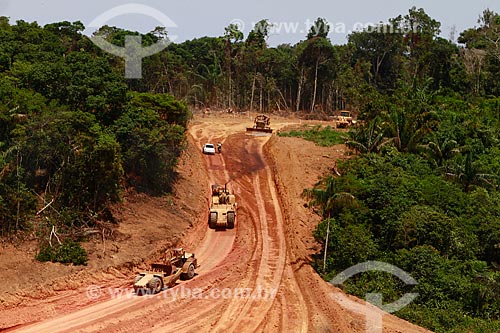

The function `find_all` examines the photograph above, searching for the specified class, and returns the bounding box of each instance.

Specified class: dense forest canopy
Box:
[295,7,500,333]
[0,17,190,239]
[1,5,500,333]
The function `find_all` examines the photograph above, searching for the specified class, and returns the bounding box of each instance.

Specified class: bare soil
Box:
[0,112,431,333]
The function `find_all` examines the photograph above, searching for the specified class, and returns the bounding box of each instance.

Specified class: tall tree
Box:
[403,7,441,82]
[299,20,335,111]
[348,20,404,91]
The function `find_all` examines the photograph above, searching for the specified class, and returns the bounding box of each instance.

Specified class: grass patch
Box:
[278,125,344,146]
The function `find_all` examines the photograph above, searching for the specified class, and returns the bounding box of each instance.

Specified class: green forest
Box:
[1,5,500,332]
[294,8,500,333]
[0,17,190,260]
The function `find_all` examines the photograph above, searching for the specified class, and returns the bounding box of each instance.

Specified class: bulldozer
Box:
[133,248,199,295]
[209,184,237,229]
[334,110,355,128]
[246,114,273,133]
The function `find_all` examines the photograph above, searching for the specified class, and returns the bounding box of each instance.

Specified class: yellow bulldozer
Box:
[334,110,355,128]
[246,114,273,133]
[209,184,237,229]
[133,248,199,295]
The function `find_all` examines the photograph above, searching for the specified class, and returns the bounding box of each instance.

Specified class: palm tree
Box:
[193,61,222,107]
[382,109,431,153]
[345,117,385,154]
[446,151,498,192]
[303,176,357,271]
[419,132,460,168]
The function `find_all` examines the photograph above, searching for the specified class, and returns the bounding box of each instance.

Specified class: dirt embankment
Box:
[0,133,208,310]
[265,134,348,263]
[264,132,431,333]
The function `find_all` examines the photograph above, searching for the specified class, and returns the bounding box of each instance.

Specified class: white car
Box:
[203,143,216,155]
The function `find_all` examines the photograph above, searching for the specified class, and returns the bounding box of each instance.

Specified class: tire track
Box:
[11,119,309,333]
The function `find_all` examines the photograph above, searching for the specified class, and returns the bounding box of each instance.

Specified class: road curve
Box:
[9,117,431,333]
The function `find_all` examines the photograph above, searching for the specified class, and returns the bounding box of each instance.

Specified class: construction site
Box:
[0,112,429,333]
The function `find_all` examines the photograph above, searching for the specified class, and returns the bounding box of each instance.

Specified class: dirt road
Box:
[3,115,431,333]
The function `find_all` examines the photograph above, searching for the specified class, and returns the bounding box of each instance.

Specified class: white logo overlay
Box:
[88,3,178,79]
[330,261,418,333]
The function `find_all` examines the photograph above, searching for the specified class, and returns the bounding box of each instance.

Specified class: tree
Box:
[127,92,191,128]
[459,10,500,95]
[221,24,244,109]
[298,33,335,111]
[17,110,123,219]
[307,17,330,39]
[224,23,244,44]
[245,19,272,49]
[304,175,358,271]
[0,18,190,233]
[382,108,429,153]
[394,205,476,258]
[419,132,459,168]
[331,224,379,269]
[345,117,385,153]
[348,20,404,91]
[113,94,188,194]
[403,7,441,82]
[446,151,498,192]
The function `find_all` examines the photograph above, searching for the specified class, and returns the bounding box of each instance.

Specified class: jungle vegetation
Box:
[0,6,499,331]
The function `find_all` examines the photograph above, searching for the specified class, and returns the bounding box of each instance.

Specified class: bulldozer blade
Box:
[246,127,273,133]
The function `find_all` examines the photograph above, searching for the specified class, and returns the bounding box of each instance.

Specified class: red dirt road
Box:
[4,116,432,333]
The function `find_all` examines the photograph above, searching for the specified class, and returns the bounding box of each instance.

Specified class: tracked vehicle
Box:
[246,114,273,133]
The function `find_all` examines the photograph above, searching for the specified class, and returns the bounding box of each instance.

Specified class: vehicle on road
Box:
[203,143,216,155]
[133,248,199,295]
[247,114,273,133]
[209,184,237,229]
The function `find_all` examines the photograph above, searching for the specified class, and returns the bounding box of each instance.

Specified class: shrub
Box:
[36,239,88,265]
